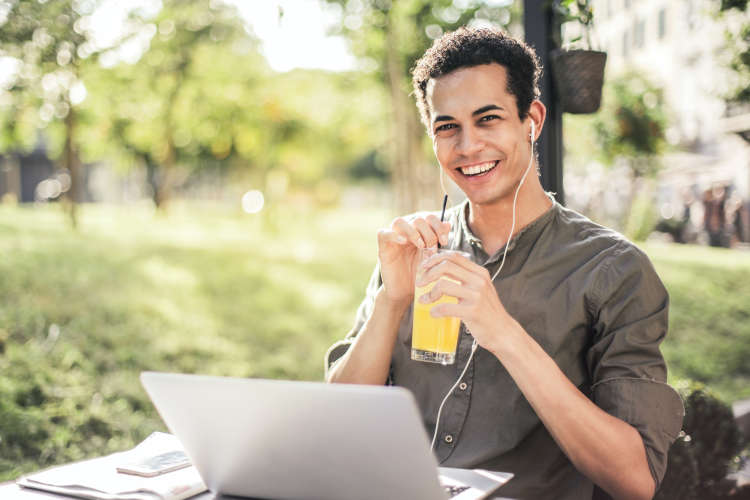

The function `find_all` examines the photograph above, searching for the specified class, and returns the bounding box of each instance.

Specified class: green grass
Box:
[0,203,748,481]
[644,242,750,402]
[0,201,385,481]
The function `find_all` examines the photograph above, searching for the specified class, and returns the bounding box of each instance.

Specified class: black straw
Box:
[437,194,448,249]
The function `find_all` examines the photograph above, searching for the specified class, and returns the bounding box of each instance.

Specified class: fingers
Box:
[428,301,463,318]
[414,217,441,248]
[425,214,451,247]
[417,278,477,305]
[417,259,481,288]
[420,252,489,285]
[377,228,408,246]
[390,216,451,249]
[391,218,425,248]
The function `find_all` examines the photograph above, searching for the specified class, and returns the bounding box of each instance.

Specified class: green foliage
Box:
[549,0,595,48]
[624,188,658,241]
[0,0,389,208]
[722,0,749,10]
[81,0,268,205]
[325,0,518,86]
[0,205,748,483]
[0,0,101,157]
[0,202,385,480]
[593,73,668,177]
[683,391,745,497]
[654,435,700,500]
[719,0,750,104]
[644,243,750,402]
[655,389,748,500]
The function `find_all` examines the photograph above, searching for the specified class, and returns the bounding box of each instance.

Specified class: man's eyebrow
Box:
[472,104,505,115]
[433,114,453,124]
[432,104,506,124]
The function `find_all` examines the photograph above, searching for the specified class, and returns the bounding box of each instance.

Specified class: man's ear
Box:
[527,100,546,142]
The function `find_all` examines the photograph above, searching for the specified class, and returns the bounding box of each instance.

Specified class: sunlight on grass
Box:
[644,242,750,402]
[0,201,387,480]
[0,203,747,481]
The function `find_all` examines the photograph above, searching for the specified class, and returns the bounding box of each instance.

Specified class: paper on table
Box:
[17,433,206,500]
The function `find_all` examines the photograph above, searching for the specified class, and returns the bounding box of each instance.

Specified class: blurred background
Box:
[0,0,749,497]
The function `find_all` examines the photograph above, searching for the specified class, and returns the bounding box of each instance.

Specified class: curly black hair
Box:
[412,26,542,129]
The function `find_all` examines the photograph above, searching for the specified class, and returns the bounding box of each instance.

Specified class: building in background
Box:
[565,0,750,244]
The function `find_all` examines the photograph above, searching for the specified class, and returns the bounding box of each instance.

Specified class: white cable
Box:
[431,340,479,450]
[430,123,536,451]
[491,124,536,282]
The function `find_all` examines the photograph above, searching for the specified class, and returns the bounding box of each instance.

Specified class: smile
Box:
[458,160,498,177]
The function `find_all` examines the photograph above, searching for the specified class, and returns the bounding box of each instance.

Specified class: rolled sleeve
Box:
[587,242,685,488]
[592,377,684,488]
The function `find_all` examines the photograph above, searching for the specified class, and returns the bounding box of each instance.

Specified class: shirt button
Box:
[444,434,454,444]
[459,382,468,391]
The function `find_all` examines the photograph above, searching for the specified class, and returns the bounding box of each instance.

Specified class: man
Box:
[326,27,683,500]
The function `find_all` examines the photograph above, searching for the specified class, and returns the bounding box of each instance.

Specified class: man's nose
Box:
[456,127,484,156]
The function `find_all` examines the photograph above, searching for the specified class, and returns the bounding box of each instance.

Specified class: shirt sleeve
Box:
[586,241,685,490]
[323,263,383,379]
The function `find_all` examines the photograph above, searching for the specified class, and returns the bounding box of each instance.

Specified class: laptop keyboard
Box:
[445,484,470,497]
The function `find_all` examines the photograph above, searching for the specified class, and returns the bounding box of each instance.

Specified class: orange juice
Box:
[411,280,461,365]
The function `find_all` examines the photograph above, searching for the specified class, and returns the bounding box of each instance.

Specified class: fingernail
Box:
[440,234,448,245]
[396,235,407,244]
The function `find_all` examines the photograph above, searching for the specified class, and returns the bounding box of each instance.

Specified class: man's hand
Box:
[328,213,450,386]
[377,214,451,306]
[416,252,656,500]
[416,251,514,355]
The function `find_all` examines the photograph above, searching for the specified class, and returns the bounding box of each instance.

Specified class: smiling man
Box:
[326,27,683,500]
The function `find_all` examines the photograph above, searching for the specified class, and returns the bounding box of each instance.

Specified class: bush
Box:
[656,390,749,500]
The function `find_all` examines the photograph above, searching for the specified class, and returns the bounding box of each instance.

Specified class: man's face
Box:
[427,63,533,207]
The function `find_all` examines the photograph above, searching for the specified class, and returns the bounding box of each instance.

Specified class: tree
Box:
[719,0,750,142]
[0,0,108,226]
[85,0,266,208]
[324,0,521,213]
[592,72,668,237]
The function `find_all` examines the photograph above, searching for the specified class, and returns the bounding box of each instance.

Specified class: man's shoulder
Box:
[549,203,652,265]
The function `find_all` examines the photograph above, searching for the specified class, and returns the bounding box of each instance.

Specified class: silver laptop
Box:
[140,372,512,500]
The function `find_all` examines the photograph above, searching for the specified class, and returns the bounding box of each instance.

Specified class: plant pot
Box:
[550,49,607,114]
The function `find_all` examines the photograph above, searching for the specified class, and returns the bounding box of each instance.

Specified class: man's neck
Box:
[467,179,553,256]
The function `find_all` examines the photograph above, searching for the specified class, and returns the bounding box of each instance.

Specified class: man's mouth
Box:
[457,160,498,177]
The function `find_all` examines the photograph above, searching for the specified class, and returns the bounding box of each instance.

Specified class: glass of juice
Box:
[411,247,469,365]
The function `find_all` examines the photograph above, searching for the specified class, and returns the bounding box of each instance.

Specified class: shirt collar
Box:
[457,193,558,264]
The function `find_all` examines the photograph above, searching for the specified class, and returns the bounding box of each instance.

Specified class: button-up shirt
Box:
[327,198,684,500]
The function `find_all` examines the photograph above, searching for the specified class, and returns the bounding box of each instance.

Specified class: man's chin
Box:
[462,187,516,208]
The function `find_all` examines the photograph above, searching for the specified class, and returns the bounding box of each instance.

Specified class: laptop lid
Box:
[141,372,449,500]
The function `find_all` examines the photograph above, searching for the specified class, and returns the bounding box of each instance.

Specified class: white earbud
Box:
[530,121,535,142]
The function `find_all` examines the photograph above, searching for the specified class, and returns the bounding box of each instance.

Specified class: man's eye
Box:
[435,123,457,133]
[479,115,500,122]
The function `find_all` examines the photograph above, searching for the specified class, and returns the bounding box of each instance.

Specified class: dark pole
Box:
[523,0,564,205]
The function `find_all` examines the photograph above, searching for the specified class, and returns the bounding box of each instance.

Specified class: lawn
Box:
[0,202,748,481]
[644,242,750,401]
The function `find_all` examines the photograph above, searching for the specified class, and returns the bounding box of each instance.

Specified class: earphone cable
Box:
[430,124,536,451]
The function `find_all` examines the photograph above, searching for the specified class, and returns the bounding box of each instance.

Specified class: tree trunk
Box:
[64,105,81,228]
[384,11,438,215]
[151,135,176,210]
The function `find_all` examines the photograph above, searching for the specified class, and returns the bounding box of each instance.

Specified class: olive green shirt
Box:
[326,198,684,500]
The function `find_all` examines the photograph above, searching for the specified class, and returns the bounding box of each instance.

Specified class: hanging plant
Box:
[548,0,607,114]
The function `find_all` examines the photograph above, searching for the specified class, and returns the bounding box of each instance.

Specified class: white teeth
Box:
[460,161,496,176]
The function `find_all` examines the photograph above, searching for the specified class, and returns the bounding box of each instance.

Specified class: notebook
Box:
[140,372,512,500]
